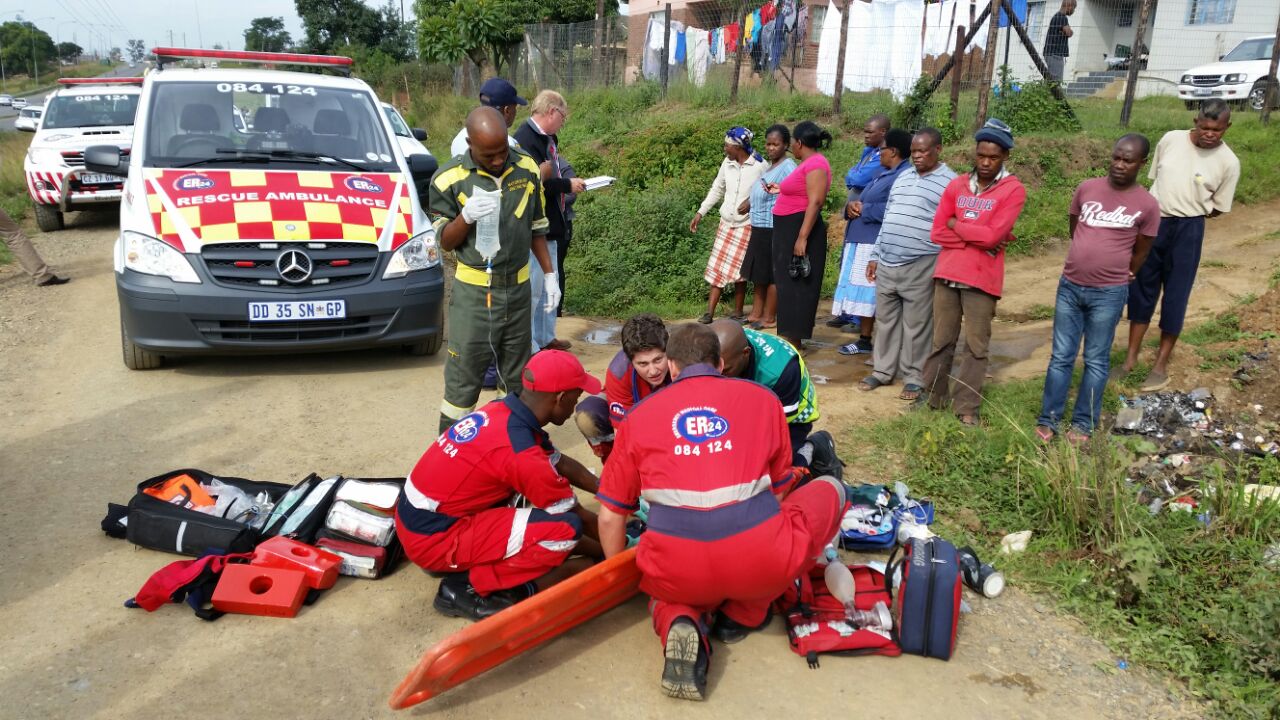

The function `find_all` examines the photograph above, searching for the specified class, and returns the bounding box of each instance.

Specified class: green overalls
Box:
[429,148,549,433]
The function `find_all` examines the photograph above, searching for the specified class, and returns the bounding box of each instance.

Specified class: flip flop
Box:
[858,377,885,392]
[1139,371,1170,392]
[1034,425,1054,442]
[957,414,980,427]
[899,384,923,401]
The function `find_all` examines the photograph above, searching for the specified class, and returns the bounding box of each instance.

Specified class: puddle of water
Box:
[811,374,830,385]
[583,325,621,345]
[968,671,1044,697]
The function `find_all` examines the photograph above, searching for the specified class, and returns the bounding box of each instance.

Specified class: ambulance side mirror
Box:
[84,145,127,176]
[407,153,438,205]
[411,128,428,142]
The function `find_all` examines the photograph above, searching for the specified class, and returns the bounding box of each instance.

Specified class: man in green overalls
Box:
[431,107,558,433]
[711,320,842,480]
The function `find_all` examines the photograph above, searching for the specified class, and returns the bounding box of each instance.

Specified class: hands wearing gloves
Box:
[543,273,562,311]
[461,193,499,225]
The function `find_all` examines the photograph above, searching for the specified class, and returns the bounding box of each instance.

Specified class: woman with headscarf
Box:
[769,120,834,348]
[736,124,796,329]
[690,126,767,324]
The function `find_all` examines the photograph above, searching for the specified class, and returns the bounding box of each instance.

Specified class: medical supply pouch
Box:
[314,533,389,579]
[124,469,290,557]
[261,474,342,543]
[839,484,934,552]
[886,537,962,660]
[313,476,406,578]
[775,563,901,668]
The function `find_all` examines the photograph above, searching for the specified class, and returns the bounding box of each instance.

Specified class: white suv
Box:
[1178,35,1277,111]
[23,78,142,231]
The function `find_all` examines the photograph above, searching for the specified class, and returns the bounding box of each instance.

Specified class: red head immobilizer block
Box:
[252,536,342,590]
[211,563,309,618]
[388,547,641,710]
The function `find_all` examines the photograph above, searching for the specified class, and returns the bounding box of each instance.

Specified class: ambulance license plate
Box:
[248,300,346,322]
[80,173,119,185]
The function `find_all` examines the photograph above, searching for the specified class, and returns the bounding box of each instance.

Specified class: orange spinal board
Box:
[388,547,641,710]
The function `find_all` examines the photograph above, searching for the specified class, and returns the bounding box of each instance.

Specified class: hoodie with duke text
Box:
[929,172,1027,298]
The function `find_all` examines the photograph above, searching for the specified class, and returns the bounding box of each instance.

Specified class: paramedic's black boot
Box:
[433,574,483,619]
[472,583,535,620]
[805,430,844,481]
[662,617,708,701]
[712,610,772,644]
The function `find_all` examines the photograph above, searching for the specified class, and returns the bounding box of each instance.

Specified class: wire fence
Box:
[509,16,633,91]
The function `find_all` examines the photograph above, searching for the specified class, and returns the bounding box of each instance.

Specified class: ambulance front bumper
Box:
[117,261,444,356]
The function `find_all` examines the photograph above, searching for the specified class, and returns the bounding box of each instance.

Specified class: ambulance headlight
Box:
[26,147,64,166]
[383,230,440,279]
[122,231,201,284]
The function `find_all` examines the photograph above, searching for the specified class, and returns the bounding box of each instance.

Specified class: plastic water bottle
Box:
[824,560,857,617]
[473,188,502,260]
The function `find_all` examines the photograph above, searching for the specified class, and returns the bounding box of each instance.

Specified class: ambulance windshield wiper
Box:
[175,149,372,172]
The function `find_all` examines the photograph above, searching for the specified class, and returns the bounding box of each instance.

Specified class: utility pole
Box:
[194,1,204,48]
[30,21,37,79]
[1119,0,1153,127]
[1263,11,1280,126]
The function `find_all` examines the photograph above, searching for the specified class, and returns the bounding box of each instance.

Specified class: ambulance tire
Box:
[405,333,443,357]
[34,204,64,232]
[121,321,163,370]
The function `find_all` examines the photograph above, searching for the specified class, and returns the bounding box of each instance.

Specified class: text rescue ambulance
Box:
[85,48,444,369]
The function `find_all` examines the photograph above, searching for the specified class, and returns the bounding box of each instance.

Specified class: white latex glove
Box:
[461,193,499,224]
[543,272,561,311]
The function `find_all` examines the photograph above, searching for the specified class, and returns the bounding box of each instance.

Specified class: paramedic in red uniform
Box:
[596,323,850,701]
[396,350,605,621]
[574,314,671,461]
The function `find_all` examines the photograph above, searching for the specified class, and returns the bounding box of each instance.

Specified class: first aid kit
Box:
[122,469,291,556]
[775,562,901,668]
[839,483,934,552]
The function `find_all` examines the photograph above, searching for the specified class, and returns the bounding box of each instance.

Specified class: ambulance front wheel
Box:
[34,204,64,233]
[121,320,163,370]
[405,333,443,357]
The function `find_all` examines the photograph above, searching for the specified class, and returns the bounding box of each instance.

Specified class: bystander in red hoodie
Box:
[930,170,1027,298]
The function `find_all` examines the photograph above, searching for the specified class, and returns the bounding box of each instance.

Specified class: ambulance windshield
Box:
[42,92,140,129]
[144,81,399,172]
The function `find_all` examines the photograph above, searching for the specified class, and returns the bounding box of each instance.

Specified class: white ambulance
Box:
[83,47,444,369]
[24,77,143,231]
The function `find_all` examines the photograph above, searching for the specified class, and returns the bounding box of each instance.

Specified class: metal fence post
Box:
[1119,0,1154,127]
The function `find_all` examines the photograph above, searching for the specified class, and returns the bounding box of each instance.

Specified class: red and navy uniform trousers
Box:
[395,395,583,595]
[597,364,849,642]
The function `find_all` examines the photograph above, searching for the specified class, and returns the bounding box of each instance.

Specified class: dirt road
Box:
[8,200,1276,719]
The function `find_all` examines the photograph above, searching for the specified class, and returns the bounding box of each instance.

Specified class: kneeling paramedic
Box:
[596,323,851,700]
[396,350,605,621]
[711,319,841,479]
[573,313,671,463]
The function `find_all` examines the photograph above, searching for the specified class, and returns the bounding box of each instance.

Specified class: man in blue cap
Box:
[450,77,526,158]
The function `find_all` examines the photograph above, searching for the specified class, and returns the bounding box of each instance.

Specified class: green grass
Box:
[1201,259,1231,269]
[0,131,34,265]
[1026,303,1055,321]
[0,61,114,97]
[848,377,1280,717]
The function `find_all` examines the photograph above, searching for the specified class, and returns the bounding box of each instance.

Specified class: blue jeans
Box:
[528,240,559,351]
[1037,276,1128,434]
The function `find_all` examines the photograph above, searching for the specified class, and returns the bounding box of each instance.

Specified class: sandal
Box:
[1034,425,1054,442]
[858,377,885,392]
[698,312,713,324]
[957,414,980,427]
[899,384,923,401]
[1066,429,1090,445]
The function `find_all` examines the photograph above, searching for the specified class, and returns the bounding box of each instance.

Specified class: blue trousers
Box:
[1037,276,1128,434]
[528,240,559,350]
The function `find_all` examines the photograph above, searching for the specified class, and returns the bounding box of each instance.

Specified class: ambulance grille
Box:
[201,242,380,289]
[196,314,394,343]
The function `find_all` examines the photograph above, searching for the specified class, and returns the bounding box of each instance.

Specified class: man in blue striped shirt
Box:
[861,128,958,400]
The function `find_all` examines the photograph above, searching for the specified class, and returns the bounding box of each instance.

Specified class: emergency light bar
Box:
[152,47,353,75]
[57,77,144,85]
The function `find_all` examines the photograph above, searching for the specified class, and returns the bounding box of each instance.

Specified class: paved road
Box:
[0,63,132,127]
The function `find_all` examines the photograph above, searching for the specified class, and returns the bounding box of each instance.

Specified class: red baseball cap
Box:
[522,350,602,394]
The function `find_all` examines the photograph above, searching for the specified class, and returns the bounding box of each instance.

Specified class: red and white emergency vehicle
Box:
[83,48,443,369]
[24,77,143,232]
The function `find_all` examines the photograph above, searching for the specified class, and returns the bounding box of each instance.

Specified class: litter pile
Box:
[1113,388,1280,518]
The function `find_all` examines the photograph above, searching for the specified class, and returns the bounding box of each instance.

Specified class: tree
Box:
[416,0,600,73]
[0,21,56,76]
[243,16,293,53]
[109,47,122,63]
[126,39,146,64]
[295,0,411,61]
[58,42,83,64]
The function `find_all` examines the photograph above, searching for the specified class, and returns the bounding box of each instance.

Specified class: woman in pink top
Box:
[769,121,834,347]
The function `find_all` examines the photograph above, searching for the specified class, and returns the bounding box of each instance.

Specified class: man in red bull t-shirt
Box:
[396,350,604,621]
[574,314,671,462]
[596,323,849,700]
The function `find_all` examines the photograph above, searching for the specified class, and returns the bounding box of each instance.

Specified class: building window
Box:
[1186,0,1236,25]
[810,5,826,42]
[1026,1,1046,39]
[1117,4,1133,27]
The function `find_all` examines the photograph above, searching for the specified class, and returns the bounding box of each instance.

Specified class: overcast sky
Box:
[0,1,404,54]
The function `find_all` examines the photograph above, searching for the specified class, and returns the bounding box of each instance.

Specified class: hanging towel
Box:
[725,22,740,53]
[675,29,687,63]
[687,27,711,86]
[761,0,777,25]
[750,9,762,45]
